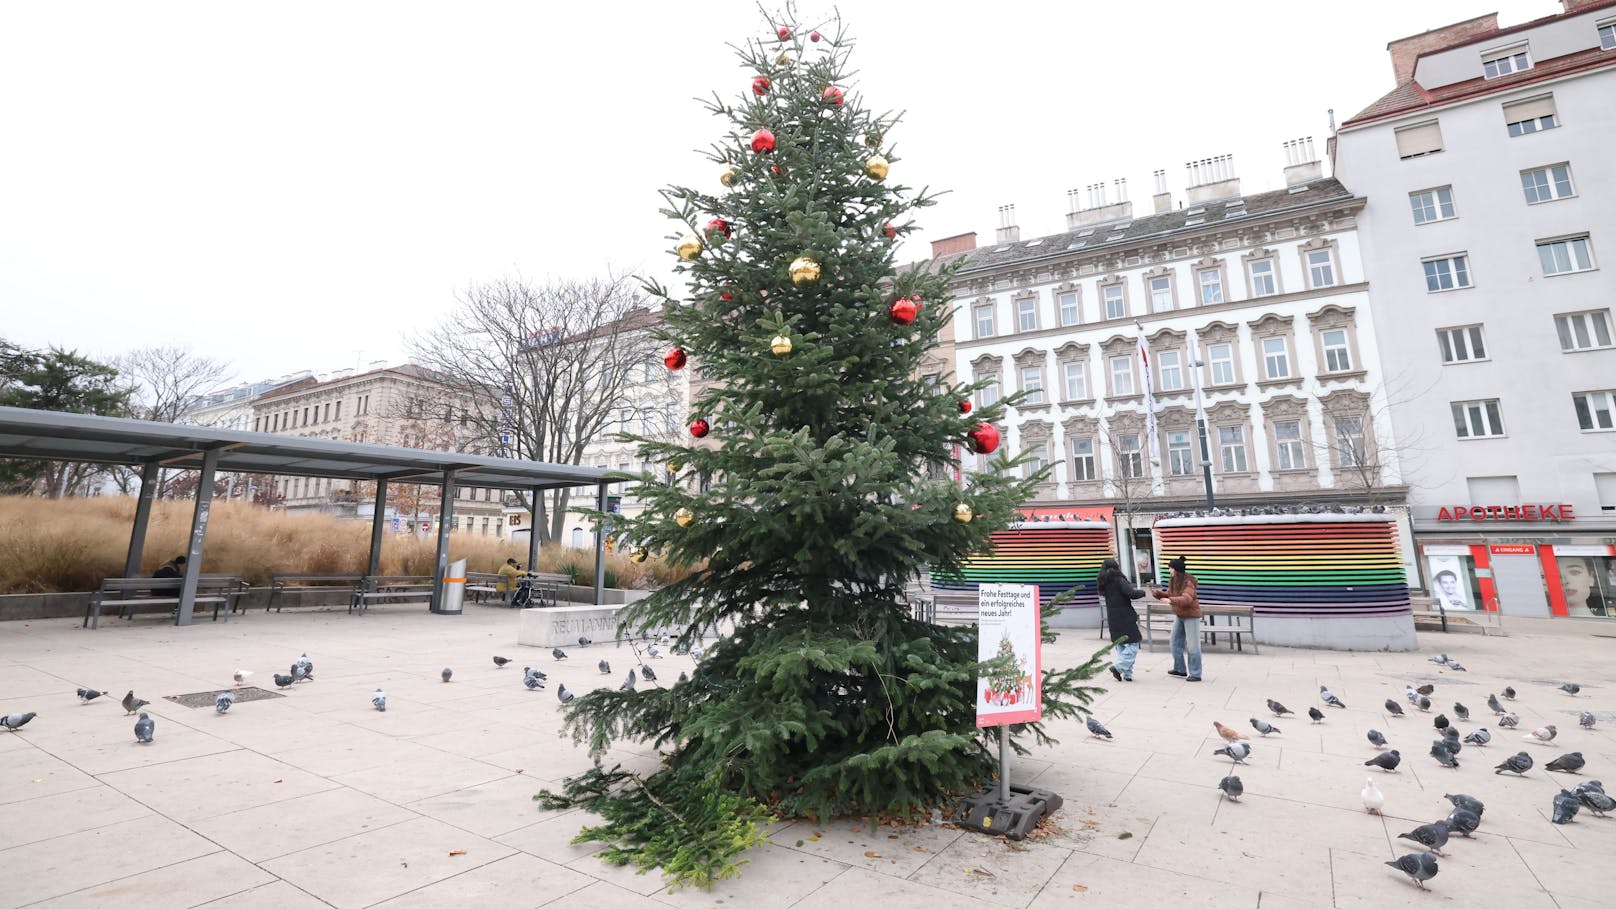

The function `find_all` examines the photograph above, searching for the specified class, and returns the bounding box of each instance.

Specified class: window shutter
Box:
[1394,122,1444,158]
[1502,95,1555,123]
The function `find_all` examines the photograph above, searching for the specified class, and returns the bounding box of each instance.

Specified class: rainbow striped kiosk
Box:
[932,521,1114,628]
[1153,515,1414,651]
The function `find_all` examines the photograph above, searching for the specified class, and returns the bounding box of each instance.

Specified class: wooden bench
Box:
[465,572,502,604]
[85,575,248,630]
[1144,601,1258,653]
[267,574,364,612]
[350,575,435,615]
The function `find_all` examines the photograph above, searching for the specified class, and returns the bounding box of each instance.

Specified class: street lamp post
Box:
[1189,354,1216,511]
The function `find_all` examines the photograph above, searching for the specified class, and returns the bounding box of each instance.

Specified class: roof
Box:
[253,364,442,404]
[1404,0,1616,55]
[1345,45,1616,126]
[0,406,621,491]
[937,179,1357,275]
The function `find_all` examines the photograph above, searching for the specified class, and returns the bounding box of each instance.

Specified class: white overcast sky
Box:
[1,0,1548,386]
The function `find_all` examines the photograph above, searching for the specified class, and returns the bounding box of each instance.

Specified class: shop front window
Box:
[1556,551,1615,617]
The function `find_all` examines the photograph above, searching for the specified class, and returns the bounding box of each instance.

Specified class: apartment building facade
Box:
[1334,0,1616,618]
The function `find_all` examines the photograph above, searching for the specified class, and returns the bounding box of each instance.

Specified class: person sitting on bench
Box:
[497,558,523,603]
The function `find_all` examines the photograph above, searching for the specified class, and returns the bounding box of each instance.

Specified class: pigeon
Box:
[1495,751,1533,775]
[556,684,575,706]
[1307,707,1324,723]
[1579,711,1596,729]
[1399,820,1451,856]
[551,648,567,661]
[1431,741,1460,768]
[620,670,636,691]
[1430,654,1450,666]
[76,688,104,704]
[1417,696,1432,712]
[1213,721,1248,742]
[441,667,452,683]
[577,636,592,647]
[1553,790,1581,825]
[1499,713,1520,729]
[1434,714,1449,731]
[523,673,544,690]
[690,646,704,661]
[289,663,310,683]
[1503,686,1516,699]
[1214,742,1252,764]
[1320,686,1346,708]
[1546,752,1585,774]
[677,671,689,684]
[1447,660,1466,672]
[133,712,154,743]
[1365,750,1402,772]
[1361,777,1385,814]
[122,691,149,715]
[2,712,38,731]
[215,692,234,714]
[1453,703,1469,721]
[371,688,387,711]
[1266,699,1292,717]
[1464,728,1491,746]
[1487,693,1504,715]
[1219,775,1243,801]
[1560,683,1580,696]
[641,664,657,682]
[1445,807,1480,838]
[647,644,662,659]
[1416,684,1435,696]
[1087,716,1113,739]
[233,669,253,686]
[493,656,512,668]
[1386,852,1439,891]
[1249,718,1281,736]
[598,659,611,674]
[1405,686,1419,704]
[273,673,295,689]
[1575,780,1604,795]
[522,666,546,680]
[1526,724,1558,744]
[1441,725,1460,744]
[1384,699,1405,717]
[1367,729,1388,749]
[1577,787,1615,816]
[1445,793,1486,817]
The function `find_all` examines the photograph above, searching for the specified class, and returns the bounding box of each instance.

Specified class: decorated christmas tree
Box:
[539,10,1103,887]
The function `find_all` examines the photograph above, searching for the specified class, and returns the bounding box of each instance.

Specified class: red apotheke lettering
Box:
[1436,504,1574,522]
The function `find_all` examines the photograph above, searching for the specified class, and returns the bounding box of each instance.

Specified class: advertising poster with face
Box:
[1426,555,1473,611]
[1556,551,1614,617]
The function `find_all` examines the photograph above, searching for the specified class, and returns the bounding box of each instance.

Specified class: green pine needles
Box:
[536,9,1105,889]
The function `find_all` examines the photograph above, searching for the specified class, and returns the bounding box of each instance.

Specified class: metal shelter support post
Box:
[593,483,607,605]
[123,461,161,578]
[175,449,220,626]
[367,480,388,578]
[431,470,458,614]
[998,727,1011,802]
[527,486,542,570]
[1189,340,1216,511]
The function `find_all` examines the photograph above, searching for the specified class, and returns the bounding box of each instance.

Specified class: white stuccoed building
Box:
[1333,0,1616,619]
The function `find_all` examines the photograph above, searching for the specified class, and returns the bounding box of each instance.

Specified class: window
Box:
[1452,399,1506,438]
[1197,268,1223,304]
[1020,366,1044,405]
[1423,254,1472,292]
[1024,440,1050,478]
[1335,416,1368,467]
[1306,250,1337,288]
[977,375,1000,408]
[1482,47,1531,79]
[1596,472,1616,513]
[1102,284,1126,320]
[1062,361,1088,400]
[1218,425,1248,473]
[1409,187,1456,224]
[1394,121,1443,159]
[1437,325,1488,363]
[1503,95,1557,136]
[1602,21,1616,51]
[1070,437,1096,481]
[1555,310,1613,352]
[1248,259,1277,297]
[1149,276,1173,313]
[1321,329,1352,372]
[1157,350,1184,391]
[1274,421,1306,470]
[1057,291,1080,326]
[1016,297,1038,332]
[1167,430,1195,476]
[1108,356,1134,396]
[1574,390,1616,432]
[1117,434,1144,479]
[334,400,342,420]
[1261,337,1291,379]
[1521,164,1574,204]
[1207,343,1236,385]
[1538,236,1595,276]
[974,303,996,339]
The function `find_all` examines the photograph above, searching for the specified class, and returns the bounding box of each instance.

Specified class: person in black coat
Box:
[1099,557,1146,681]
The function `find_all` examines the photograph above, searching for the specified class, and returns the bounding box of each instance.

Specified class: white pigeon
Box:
[1526,724,1557,744]
[371,688,387,712]
[233,669,253,686]
[1362,778,1385,815]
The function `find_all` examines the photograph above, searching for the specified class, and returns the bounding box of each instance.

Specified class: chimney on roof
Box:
[1066,179,1133,229]
[1185,155,1241,203]
[930,232,978,258]
[1282,137,1323,186]
[1151,169,1172,214]
[1561,0,1606,13]
[995,204,1020,243]
[1386,14,1498,84]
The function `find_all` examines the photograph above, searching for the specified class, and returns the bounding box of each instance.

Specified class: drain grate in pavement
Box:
[164,686,286,709]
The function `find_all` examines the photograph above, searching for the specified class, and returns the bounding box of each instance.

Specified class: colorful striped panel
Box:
[933,522,1115,609]
[1154,517,1410,618]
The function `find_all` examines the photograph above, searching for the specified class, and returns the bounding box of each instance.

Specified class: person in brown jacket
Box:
[1149,555,1202,681]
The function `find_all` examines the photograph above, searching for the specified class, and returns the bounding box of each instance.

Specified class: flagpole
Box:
[1187,329,1216,510]
[1134,321,1160,468]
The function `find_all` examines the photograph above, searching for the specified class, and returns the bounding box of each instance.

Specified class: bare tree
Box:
[1097,411,1155,583]
[410,274,678,543]
[116,346,233,423]
[1312,369,1434,506]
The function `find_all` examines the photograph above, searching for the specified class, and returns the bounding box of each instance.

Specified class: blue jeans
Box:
[1113,642,1139,679]
[1170,616,1203,677]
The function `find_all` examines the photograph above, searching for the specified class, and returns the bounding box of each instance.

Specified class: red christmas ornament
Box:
[777,26,792,40]
[720,289,734,302]
[752,76,771,96]
[968,422,1001,454]
[889,298,918,325]
[663,348,687,371]
[822,86,844,106]
[882,222,897,239]
[959,400,972,414]
[771,164,785,176]
[689,418,711,439]
[810,31,821,42]
[750,129,776,154]
[705,217,731,240]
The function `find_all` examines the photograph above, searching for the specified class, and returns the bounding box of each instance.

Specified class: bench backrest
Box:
[271,574,364,585]
[99,575,245,595]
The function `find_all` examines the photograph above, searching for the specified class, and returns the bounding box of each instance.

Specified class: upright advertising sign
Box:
[976,583,1043,727]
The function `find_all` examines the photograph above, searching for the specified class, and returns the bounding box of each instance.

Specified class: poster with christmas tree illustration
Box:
[976,583,1042,726]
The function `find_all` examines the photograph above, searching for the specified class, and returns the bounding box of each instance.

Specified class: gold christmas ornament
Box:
[630,547,649,563]
[676,234,703,261]
[952,502,974,524]
[864,155,890,181]
[720,166,739,187]
[788,255,822,287]
[776,51,794,65]
[667,461,682,474]
[674,507,695,528]
[770,334,793,356]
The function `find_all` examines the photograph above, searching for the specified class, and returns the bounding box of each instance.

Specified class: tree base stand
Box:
[957,784,1063,841]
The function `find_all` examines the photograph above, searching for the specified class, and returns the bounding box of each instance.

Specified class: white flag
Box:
[1138,333,1159,465]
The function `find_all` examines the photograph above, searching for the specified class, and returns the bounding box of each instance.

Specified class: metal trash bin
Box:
[440,558,467,615]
